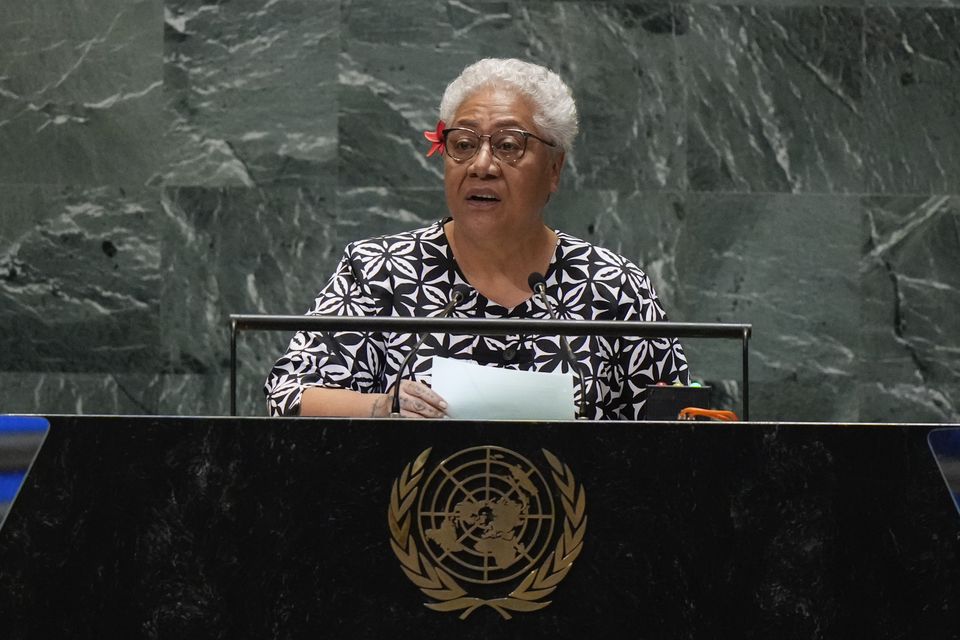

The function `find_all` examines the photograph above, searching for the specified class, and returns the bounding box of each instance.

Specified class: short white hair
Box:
[439,58,579,153]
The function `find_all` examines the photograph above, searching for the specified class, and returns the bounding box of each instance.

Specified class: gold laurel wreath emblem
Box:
[388,447,587,620]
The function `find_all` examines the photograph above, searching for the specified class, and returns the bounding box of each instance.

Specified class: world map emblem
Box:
[388,446,587,619]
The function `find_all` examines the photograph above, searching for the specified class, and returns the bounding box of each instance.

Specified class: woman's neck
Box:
[444,218,557,308]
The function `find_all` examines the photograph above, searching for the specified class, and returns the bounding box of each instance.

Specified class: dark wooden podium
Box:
[1,416,958,639]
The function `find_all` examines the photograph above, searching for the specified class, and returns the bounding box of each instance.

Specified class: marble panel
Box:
[0,372,163,415]
[160,0,339,187]
[338,0,460,189]
[755,378,859,421]
[679,0,865,7]
[153,372,226,415]
[0,0,163,185]
[0,370,266,416]
[158,186,336,379]
[858,382,960,422]
[860,196,960,421]
[157,365,278,416]
[334,186,448,241]
[865,0,960,8]
[534,2,686,192]
[862,7,960,194]
[340,0,685,192]
[674,193,860,421]
[683,5,864,193]
[0,185,164,373]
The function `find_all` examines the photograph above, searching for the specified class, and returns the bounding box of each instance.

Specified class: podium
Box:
[1,416,958,638]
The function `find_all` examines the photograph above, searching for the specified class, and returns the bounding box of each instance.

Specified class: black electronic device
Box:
[641,385,713,420]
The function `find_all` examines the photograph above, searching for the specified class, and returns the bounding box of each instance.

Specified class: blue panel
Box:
[0,416,49,530]
[928,427,960,517]
[0,416,50,433]
[0,472,27,502]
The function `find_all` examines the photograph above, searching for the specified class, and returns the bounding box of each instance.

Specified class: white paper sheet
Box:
[430,356,575,421]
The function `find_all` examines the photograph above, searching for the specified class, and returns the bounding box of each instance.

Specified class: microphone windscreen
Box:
[452,284,471,301]
[527,271,546,292]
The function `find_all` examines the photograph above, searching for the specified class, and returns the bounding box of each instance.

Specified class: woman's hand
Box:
[393,379,448,419]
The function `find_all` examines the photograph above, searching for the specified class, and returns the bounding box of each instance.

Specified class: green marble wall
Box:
[1,0,957,420]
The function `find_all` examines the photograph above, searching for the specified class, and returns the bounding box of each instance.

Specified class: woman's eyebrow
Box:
[453,118,527,129]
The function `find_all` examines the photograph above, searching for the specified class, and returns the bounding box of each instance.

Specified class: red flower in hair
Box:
[424,120,445,157]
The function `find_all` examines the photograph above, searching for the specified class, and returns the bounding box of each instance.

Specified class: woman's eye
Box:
[495,136,522,152]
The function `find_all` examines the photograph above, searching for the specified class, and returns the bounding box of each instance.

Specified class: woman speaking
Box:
[265,58,689,419]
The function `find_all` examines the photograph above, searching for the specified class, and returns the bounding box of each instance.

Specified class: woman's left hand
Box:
[394,379,449,418]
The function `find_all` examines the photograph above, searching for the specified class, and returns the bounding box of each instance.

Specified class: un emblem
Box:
[388,446,587,619]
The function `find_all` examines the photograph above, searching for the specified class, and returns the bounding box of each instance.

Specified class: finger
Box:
[399,394,443,419]
[401,380,448,413]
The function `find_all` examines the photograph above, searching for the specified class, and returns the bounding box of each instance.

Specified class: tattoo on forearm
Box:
[370,395,387,417]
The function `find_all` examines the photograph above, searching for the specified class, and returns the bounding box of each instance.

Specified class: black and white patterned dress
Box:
[264,220,689,419]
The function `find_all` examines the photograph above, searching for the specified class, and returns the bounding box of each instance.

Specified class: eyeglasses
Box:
[442,127,557,163]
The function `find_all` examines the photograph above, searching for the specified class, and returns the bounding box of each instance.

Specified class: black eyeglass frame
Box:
[441,127,558,163]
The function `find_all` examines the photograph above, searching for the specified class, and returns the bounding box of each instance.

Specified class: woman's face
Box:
[443,86,564,233]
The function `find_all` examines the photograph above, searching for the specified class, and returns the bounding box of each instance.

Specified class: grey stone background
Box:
[1,0,957,420]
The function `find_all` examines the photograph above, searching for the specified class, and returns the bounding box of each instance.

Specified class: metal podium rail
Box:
[229,314,752,419]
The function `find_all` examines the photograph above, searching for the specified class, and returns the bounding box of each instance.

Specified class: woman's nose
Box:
[467,139,500,177]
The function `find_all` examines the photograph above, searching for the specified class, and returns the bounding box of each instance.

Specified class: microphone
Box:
[391,285,469,417]
[527,272,588,420]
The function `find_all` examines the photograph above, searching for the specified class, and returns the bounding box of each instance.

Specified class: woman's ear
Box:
[550,151,565,193]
